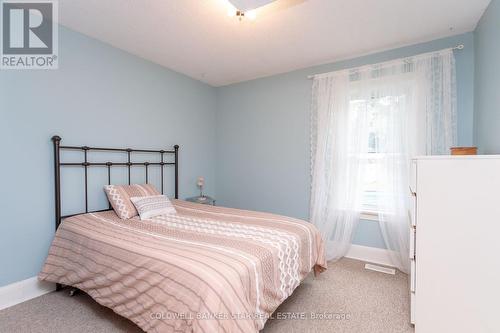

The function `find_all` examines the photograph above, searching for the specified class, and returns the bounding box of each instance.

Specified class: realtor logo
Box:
[1,0,58,69]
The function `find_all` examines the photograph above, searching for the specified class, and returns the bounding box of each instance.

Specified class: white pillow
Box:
[129,195,177,220]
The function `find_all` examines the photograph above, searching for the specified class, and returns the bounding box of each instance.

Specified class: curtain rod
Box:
[307,44,464,80]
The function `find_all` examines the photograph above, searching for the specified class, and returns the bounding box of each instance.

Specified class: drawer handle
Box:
[408,186,416,196]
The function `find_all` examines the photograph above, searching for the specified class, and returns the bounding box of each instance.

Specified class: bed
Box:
[39,136,326,333]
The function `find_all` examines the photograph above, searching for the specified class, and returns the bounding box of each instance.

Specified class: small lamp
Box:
[197,177,205,198]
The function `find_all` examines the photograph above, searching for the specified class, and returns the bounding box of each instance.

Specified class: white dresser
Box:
[409,156,500,333]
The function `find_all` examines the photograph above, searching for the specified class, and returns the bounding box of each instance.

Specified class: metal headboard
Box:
[51,135,179,230]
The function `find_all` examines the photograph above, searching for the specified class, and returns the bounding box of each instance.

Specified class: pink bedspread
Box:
[39,200,326,333]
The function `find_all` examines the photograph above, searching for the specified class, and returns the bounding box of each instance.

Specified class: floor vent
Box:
[364,263,396,275]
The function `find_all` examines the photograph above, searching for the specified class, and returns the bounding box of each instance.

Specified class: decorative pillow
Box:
[103,184,160,219]
[130,195,177,220]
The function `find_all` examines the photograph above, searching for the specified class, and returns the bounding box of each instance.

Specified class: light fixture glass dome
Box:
[228,0,276,11]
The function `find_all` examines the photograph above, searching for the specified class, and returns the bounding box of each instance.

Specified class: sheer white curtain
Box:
[310,49,457,270]
[370,76,416,274]
[416,51,458,154]
[310,75,368,261]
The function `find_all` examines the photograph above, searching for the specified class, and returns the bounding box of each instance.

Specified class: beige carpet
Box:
[0,258,414,333]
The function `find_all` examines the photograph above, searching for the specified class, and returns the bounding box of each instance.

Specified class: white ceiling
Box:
[58,0,490,87]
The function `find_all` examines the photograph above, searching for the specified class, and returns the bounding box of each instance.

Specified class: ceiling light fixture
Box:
[227,8,256,21]
[226,0,270,21]
[229,0,275,11]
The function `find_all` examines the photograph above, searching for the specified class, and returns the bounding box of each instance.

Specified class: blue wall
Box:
[215,33,475,250]
[475,0,500,153]
[0,26,217,287]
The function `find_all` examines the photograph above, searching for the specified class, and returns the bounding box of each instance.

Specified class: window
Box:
[310,50,456,268]
[349,94,407,215]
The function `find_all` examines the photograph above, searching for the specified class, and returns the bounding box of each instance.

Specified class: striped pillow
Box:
[104,184,160,219]
[130,195,177,220]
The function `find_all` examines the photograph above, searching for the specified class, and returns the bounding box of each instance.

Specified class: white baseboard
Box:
[345,244,395,267]
[0,277,55,310]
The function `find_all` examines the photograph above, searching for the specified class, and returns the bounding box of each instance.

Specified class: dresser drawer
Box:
[410,291,415,324]
[410,258,416,292]
[410,258,416,325]
[409,225,416,260]
[409,194,417,227]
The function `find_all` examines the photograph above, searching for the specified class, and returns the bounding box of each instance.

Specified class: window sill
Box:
[360,212,379,222]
